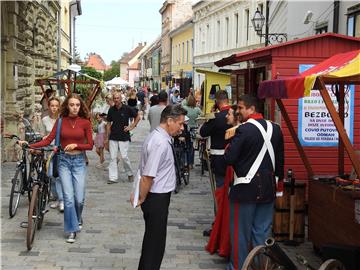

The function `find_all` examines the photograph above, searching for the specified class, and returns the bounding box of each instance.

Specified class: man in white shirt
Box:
[132,105,187,270]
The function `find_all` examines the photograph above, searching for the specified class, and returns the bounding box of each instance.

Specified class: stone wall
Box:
[1,1,60,161]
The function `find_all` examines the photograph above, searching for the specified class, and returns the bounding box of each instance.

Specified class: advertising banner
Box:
[298,64,354,146]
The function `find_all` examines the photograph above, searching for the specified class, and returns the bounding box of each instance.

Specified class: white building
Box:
[192,0,266,89]
[269,1,360,40]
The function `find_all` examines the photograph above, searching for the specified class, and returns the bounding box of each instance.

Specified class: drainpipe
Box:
[333,0,339,33]
[57,7,61,72]
[265,0,270,46]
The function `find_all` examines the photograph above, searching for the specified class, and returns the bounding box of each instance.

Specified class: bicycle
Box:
[197,137,207,175]
[26,145,56,250]
[174,139,190,186]
[5,133,43,218]
[5,119,42,218]
[242,237,345,270]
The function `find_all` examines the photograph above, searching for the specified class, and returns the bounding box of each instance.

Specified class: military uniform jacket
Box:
[200,109,232,176]
[224,118,284,203]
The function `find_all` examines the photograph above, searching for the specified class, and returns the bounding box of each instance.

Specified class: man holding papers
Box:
[131,105,187,270]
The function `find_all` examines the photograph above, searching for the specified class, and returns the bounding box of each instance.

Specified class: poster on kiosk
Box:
[298,64,354,147]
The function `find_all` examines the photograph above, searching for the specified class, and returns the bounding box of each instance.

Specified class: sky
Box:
[76,0,164,65]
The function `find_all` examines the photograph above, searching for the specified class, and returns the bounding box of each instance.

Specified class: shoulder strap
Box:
[233,119,274,185]
[55,117,62,147]
[247,119,275,169]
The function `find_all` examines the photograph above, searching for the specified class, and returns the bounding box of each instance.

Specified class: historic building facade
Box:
[192,0,265,89]
[169,19,193,97]
[1,0,81,161]
[159,0,192,89]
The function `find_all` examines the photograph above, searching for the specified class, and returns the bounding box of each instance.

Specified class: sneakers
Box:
[50,201,59,209]
[66,232,76,243]
[128,175,134,182]
[107,179,118,184]
[59,201,64,212]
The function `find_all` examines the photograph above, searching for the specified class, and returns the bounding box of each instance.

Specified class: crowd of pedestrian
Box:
[16,82,284,270]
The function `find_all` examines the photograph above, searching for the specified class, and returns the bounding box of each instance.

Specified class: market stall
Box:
[215,33,360,180]
[258,50,360,260]
[35,65,102,108]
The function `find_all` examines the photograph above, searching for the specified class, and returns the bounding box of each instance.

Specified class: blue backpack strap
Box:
[55,117,62,147]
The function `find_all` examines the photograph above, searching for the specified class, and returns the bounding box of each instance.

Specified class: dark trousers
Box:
[138,192,171,270]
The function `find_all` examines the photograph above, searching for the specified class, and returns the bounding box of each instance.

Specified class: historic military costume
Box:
[200,106,232,189]
[224,113,284,269]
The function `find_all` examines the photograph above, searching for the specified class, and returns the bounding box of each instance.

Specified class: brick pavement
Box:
[1,119,322,269]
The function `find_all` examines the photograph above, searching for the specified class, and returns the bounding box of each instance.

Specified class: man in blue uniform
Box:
[200,90,232,235]
[224,94,284,270]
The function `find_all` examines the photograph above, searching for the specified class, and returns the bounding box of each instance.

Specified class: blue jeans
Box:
[58,153,87,233]
[228,201,274,270]
[48,159,63,201]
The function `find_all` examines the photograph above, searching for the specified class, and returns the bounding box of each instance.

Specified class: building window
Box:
[186,40,189,63]
[245,9,249,41]
[178,44,180,64]
[217,20,221,48]
[347,9,360,37]
[258,3,263,14]
[182,42,185,64]
[191,39,193,63]
[198,27,202,54]
[206,24,210,52]
[225,17,229,46]
[235,13,239,45]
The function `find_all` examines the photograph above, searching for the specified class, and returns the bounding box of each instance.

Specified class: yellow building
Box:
[169,19,193,96]
[60,0,71,69]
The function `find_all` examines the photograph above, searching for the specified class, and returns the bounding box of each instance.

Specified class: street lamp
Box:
[251,8,287,46]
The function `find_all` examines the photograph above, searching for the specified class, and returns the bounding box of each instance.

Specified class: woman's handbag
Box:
[52,117,62,178]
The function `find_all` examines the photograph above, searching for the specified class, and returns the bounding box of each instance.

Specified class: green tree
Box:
[103,60,120,81]
[74,66,103,102]
[80,66,103,80]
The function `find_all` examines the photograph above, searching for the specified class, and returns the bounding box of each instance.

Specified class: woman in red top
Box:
[30,94,93,243]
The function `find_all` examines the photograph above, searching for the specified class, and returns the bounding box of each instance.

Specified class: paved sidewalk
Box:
[1,119,322,269]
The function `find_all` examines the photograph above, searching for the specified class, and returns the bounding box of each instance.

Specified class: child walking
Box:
[94,113,106,168]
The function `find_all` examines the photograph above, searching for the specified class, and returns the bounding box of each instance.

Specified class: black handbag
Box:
[52,117,62,178]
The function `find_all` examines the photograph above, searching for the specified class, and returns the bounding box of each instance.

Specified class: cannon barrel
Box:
[264,238,297,270]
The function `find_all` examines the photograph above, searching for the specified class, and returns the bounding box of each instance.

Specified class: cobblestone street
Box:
[1,119,322,270]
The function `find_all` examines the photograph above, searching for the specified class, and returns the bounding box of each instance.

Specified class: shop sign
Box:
[298,64,354,146]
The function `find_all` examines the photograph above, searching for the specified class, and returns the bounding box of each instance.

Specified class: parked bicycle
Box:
[25,145,57,250]
[5,134,34,218]
[174,139,190,190]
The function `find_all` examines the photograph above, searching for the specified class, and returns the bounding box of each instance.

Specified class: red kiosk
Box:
[215,33,360,181]
[257,49,360,250]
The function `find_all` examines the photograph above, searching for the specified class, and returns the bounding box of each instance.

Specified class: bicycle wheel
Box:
[37,182,49,230]
[9,168,24,218]
[27,185,39,250]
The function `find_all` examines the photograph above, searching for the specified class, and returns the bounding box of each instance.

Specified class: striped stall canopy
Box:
[258,49,360,99]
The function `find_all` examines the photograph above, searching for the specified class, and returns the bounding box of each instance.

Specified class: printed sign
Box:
[298,64,354,147]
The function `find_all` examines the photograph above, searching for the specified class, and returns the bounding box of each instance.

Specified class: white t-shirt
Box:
[97,121,106,134]
[42,116,57,135]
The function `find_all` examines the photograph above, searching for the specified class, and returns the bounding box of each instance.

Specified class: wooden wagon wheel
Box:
[318,259,345,270]
[241,245,282,270]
